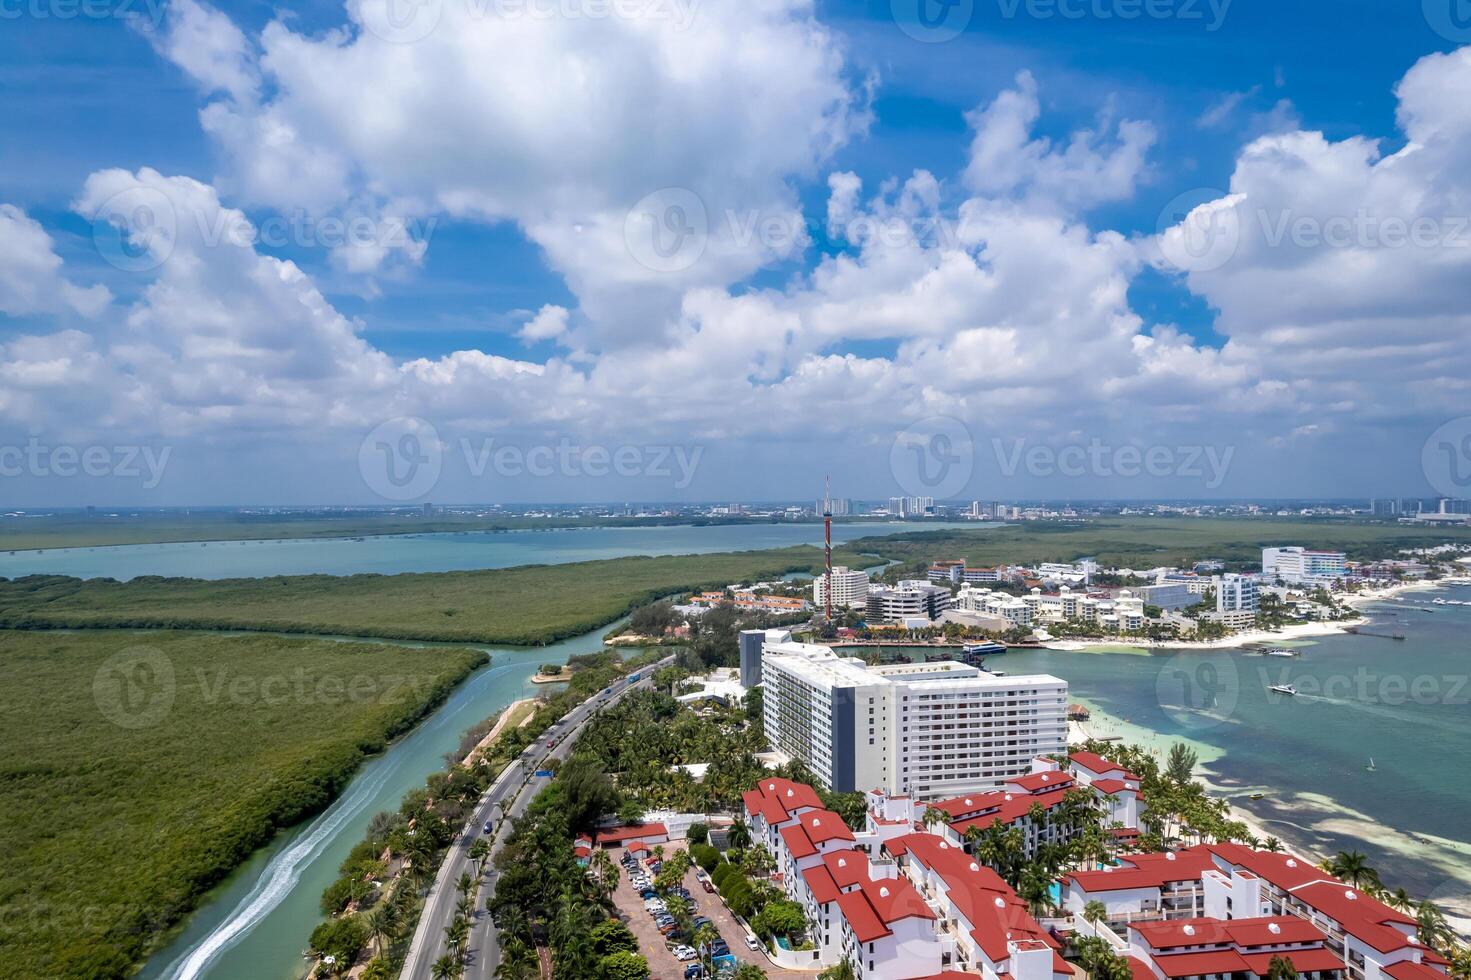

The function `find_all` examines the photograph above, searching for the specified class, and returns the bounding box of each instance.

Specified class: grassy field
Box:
[0,630,485,980]
[0,512,914,551]
[0,545,868,645]
[850,517,1471,570]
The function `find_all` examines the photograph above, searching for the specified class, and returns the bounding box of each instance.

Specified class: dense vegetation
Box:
[0,545,868,645]
[0,630,484,980]
[849,517,1471,572]
[303,649,659,977]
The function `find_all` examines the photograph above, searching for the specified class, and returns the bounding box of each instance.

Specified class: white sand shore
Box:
[1069,696,1471,940]
[1042,578,1456,654]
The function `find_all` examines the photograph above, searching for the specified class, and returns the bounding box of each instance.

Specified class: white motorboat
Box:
[1269,684,1298,696]
[1265,648,1298,658]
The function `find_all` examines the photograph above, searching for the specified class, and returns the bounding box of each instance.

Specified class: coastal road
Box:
[399,655,675,980]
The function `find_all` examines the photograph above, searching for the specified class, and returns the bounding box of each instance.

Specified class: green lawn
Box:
[0,545,868,645]
[0,630,484,980]
[849,516,1471,570]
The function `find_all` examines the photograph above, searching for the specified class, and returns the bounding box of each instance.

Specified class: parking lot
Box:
[606,843,817,979]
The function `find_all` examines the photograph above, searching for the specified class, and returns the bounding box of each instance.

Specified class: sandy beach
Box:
[1068,698,1471,939]
[1042,578,1453,654]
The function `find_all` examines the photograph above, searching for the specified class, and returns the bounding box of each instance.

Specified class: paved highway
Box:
[399,655,675,980]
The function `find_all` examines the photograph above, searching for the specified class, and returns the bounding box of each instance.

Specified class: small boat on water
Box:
[963,641,1007,657]
[1269,684,1298,696]
[1366,757,1376,772]
[1265,648,1298,658]
[1249,792,1267,800]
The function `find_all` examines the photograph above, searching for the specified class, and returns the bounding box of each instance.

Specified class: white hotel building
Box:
[814,566,873,610]
[758,639,1068,797]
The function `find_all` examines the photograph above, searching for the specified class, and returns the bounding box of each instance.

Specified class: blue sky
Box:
[2,0,1470,504]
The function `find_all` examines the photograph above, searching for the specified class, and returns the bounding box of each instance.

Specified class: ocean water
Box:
[0,521,971,581]
[862,588,1471,918]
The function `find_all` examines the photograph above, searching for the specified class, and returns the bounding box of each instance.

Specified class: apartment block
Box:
[759,640,1067,796]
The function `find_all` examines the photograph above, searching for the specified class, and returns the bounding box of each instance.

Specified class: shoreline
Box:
[461,697,538,765]
[1068,690,1471,940]
[1043,578,1453,654]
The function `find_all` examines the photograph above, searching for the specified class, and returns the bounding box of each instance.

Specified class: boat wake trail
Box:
[160,763,395,980]
[161,660,518,980]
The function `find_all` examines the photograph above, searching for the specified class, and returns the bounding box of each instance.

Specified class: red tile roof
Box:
[836,888,892,943]
[798,808,856,846]
[1131,916,1323,949]
[779,823,818,860]
[592,823,668,845]
[1384,961,1451,980]
[887,832,1059,968]
[1092,777,1137,795]
[745,777,824,826]
[1204,844,1419,955]
[1006,771,1075,793]
[802,864,841,904]
[1150,949,1251,977]
[1239,950,1345,975]
[1064,846,1217,892]
[823,848,870,888]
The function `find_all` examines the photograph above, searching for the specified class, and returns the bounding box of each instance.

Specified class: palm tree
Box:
[922,806,947,831]
[1326,851,1381,891]
[431,954,461,980]
[694,921,721,977]
[819,962,857,980]
[1387,888,1415,913]
[456,871,474,895]
[1263,836,1284,853]
[1083,900,1109,925]
[1416,900,1450,950]
[728,822,751,851]
[469,837,491,872]
[365,906,393,958]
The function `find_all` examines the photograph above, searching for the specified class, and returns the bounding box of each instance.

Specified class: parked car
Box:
[482,820,494,834]
[744,935,760,952]
[700,879,715,893]
[671,945,696,961]
[684,965,703,980]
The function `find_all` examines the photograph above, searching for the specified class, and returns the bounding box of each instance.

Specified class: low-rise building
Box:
[1061,843,1450,980]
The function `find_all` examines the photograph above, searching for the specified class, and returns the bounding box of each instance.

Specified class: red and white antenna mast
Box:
[823,474,833,622]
